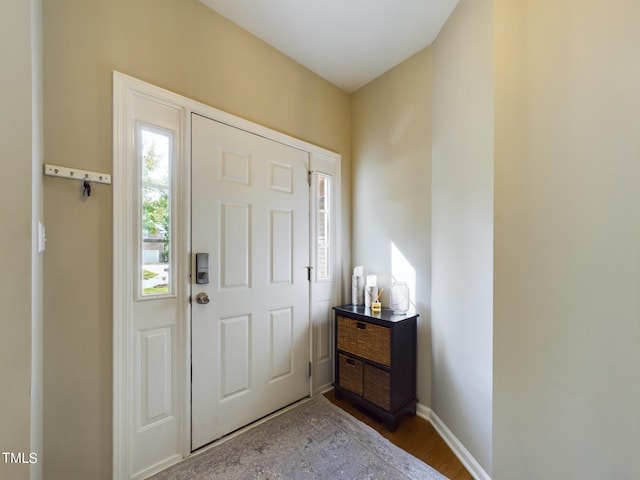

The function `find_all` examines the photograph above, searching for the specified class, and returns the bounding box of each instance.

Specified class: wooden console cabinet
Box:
[333,305,418,431]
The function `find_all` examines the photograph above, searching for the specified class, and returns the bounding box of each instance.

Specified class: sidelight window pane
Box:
[316,174,331,281]
[140,126,172,296]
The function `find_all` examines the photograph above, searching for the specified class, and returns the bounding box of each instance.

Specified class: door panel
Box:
[127,95,184,478]
[191,113,310,450]
[220,314,250,399]
[139,327,173,426]
[271,209,293,284]
[220,201,251,289]
[270,307,294,380]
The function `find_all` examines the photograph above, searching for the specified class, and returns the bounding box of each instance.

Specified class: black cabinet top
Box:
[333,305,419,323]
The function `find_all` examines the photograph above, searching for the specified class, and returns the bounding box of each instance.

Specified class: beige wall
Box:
[36,1,640,479]
[1,1,41,480]
[431,0,494,473]
[351,48,433,405]
[43,1,350,478]
[429,1,640,477]
[1,1,33,479]
[493,1,640,479]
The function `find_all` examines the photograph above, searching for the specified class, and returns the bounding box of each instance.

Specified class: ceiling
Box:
[199,0,459,93]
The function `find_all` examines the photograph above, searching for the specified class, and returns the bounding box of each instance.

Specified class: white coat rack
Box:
[44,163,112,185]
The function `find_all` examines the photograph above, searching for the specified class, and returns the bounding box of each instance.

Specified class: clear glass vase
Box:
[390,281,410,314]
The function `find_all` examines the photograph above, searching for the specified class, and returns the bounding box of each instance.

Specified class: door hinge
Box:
[305,265,313,282]
[307,170,314,186]
[309,361,312,378]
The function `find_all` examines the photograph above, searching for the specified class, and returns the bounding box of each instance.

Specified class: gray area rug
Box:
[150,395,448,479]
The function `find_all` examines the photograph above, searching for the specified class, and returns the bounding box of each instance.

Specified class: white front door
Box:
[190,113,311,449]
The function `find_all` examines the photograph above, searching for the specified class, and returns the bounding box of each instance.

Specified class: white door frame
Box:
[113,72,341,480]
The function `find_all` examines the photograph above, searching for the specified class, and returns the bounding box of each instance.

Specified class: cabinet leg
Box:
[385,419,399,432]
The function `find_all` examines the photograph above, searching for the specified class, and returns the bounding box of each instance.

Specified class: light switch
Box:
[38,222,46,253]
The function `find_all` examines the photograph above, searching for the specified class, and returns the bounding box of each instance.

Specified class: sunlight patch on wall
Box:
[391,241,416,308]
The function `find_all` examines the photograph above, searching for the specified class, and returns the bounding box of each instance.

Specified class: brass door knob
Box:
[195,292,210,305]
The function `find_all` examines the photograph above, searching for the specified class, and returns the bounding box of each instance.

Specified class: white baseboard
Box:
[134,454,182,480]
[417,403,492,480]
[315,383,334,396]
[415,402,432,421]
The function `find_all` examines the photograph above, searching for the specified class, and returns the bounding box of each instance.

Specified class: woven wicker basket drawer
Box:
[363,364,390,410]
[338,354,363,396]
[337,316,391,366]
[337,316,366,357]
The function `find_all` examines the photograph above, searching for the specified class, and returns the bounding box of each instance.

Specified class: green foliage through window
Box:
[140,126,172,295]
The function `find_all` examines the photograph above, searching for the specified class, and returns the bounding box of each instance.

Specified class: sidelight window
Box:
[316,173,332,281]
[139,125,173,296]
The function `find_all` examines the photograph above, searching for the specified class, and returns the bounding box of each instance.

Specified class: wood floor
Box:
[324,390,474,480]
